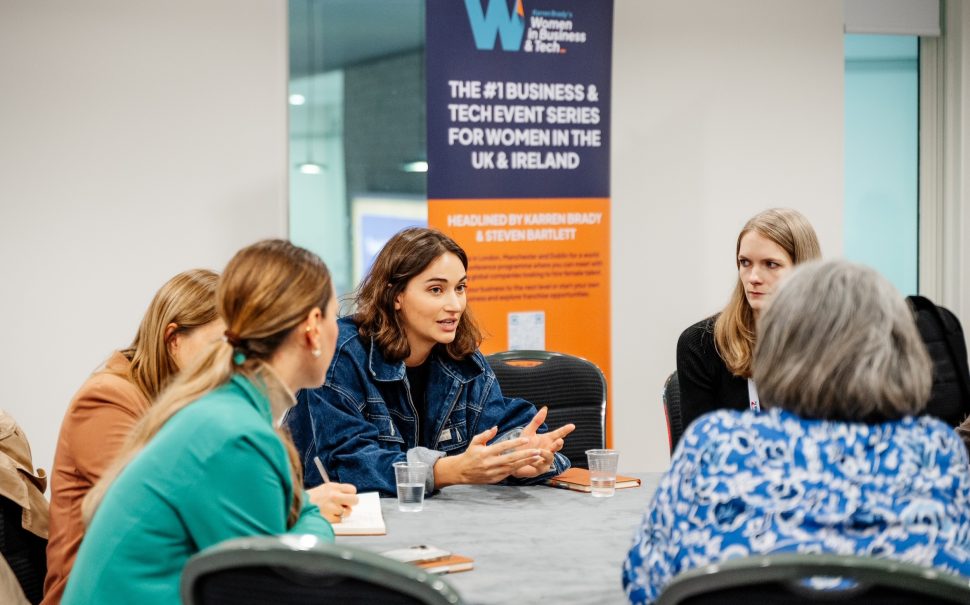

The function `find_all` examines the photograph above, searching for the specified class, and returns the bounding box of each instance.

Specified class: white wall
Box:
[610,0,846,472]
[943,0,970,340]
[0,0,289,475]
[0,0,877,478]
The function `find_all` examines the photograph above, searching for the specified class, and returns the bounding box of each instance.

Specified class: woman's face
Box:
[738,231,794,315]
[169,318,226,370]
[394,252,467,362]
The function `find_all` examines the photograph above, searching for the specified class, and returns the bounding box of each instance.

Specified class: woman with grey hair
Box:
[624,260,970,605]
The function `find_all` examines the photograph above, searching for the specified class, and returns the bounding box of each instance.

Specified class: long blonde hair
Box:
[713,208,821,377]
[119,269,219,401]
[84,240,333,528]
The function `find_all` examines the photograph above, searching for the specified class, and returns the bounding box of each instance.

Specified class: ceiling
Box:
[289,0,425,77]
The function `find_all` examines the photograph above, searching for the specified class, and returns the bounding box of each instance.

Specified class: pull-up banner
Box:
[427,0,614,442]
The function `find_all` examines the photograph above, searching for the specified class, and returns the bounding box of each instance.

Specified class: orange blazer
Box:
[42,352,150,605]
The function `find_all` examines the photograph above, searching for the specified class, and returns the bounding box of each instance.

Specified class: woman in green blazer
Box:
[63,240,341,605]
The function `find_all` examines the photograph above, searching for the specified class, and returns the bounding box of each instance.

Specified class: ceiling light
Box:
[401,161,428,173]
[295,2,324,176]
[299,162,324,175]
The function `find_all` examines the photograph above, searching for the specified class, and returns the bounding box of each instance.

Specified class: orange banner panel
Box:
[429,197,612,445]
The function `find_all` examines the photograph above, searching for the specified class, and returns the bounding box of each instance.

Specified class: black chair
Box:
[662,371,683,455]
[655,553,970,605]
[0,496,46,604]
[486,350,606,469]
[181,534,464,605]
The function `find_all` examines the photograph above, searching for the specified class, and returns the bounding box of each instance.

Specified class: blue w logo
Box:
[464,0,525,51]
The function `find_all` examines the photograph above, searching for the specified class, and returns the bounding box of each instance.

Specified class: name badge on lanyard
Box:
[747,378,761,413]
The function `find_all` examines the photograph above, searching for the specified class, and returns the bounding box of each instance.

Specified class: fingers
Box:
[321,509,342,524]
[307,483,359,521]
[537,448,554,465]
[470,426,499,446]
[520,448,555,477]
[545,423,576,441]
[522,406,548,437]
[478,447,542,481]
[481,436,530,457]
[512,464,540,479]
[332,490,359,508]
[491,459,540,481]
[498,446,543,466]
[334,482,357,495]
[315,498,344,523]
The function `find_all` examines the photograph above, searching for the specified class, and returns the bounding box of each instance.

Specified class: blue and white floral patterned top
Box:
[622,407,970,604]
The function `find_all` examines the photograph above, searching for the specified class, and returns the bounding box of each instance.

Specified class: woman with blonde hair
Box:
[674,208,820,441]
[44,268,222,604]
[625,260,970,604]
[62,240,342,605]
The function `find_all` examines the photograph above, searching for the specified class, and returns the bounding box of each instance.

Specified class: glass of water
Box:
[393,461,428,512]
[585,449,620,498]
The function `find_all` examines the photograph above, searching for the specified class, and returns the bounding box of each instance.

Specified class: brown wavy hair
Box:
[714,208,821,377]
[85,239,333,529]
[119,269,219,401]
[353,227,481,362]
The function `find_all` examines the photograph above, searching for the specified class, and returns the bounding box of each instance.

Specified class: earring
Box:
[312,348,321,358]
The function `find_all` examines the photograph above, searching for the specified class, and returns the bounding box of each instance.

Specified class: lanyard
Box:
[747,378,761,413]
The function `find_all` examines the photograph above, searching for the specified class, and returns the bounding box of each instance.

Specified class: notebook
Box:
[544,468,641,493]
[416,554,474,575]
[383,545,475,575]
[331,491,386,536]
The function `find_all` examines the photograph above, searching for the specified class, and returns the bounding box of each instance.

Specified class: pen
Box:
[313,456,331,483]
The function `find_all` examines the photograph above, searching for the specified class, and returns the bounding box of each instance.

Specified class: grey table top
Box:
[340,473,661,605]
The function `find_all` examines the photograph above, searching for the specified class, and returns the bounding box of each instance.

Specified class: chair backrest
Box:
[486,350,606,469]
[662,371,682,454]
[0,496,46,604]
[181,535,464,605]
[907,295,970,426]
[655,553,970,605]
[0,410,48,604]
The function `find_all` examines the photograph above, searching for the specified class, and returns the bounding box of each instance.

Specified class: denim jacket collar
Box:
[365,336,486,385]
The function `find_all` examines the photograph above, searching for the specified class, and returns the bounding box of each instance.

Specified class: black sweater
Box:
[675,316,748,443]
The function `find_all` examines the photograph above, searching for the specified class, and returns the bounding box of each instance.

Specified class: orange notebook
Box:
[416,554,475,575]
[383,546,475,575]
[545,467,641,492]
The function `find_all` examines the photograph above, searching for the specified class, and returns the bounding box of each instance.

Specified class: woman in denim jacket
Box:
[286,227,574,496]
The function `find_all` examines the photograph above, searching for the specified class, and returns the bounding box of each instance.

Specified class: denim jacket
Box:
[285,317,570,496]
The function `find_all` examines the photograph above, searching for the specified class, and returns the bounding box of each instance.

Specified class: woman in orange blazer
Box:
[42,269,223,605]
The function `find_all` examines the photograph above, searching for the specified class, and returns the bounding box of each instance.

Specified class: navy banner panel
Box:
[426,0,613,199]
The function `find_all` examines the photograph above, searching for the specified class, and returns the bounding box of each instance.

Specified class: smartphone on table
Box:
[381,545,451,564]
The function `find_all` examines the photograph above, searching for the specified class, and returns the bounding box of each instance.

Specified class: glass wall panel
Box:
[288,0,427,296]
[844,34,918,295]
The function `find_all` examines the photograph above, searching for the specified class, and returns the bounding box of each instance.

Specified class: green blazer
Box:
[63,373,334,604]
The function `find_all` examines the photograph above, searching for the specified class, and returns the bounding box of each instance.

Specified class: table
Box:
[341,473,661,605]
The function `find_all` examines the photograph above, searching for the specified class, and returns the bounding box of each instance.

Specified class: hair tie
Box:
[225,330,248,365]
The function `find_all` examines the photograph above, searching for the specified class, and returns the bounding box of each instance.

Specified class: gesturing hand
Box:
[307,482,359,524]
[434,426,542,487]
[512,406,576,478]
